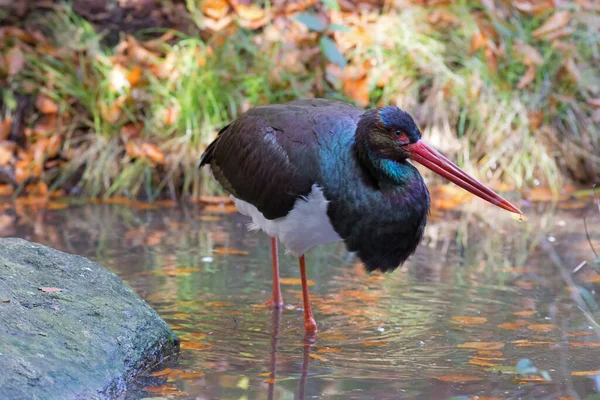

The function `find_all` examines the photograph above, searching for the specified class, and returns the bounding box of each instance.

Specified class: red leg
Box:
[299,255,317,334]
[263,237,283,308]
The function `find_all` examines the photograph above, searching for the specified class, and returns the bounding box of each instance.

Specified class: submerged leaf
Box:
[458,342,505,350]
[452,316,488,324]
[433,374,483,383]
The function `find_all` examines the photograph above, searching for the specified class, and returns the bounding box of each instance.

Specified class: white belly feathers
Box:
[231,184,342,256]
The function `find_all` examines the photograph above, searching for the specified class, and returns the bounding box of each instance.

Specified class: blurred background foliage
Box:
[0,0,598,200]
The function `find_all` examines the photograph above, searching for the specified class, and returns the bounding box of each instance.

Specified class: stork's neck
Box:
[355,110,417,187]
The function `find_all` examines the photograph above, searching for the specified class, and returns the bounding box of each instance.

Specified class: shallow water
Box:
[1,198,600,399]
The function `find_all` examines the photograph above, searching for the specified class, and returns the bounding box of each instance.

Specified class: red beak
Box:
[406,140,522,214]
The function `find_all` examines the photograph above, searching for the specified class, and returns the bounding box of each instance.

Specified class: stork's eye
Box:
[394,130,410,145]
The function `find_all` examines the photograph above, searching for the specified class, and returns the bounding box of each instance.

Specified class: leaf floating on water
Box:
[452,316,488,324]
[179,371,205,379]
[181,341,213,350]
[569,342,600,348]
[205,301,233,307]
[567,331,594,337]
[39,287,62,293]
[280,278,314,286]
[150,368,173,377]
[318,347,342,353]
[263,378,277,384]
[309,353,329,361]
[469,358,500,367]
[477,350,503,357]
[213,248,249,256]
[513,310,536,317]
[458,342,505,350]
[572,370,600,376]
[527,324,556,332]
[513,340,554,347]
[433,374,483,383]
[143,385,188,396]
[498,321,529,330]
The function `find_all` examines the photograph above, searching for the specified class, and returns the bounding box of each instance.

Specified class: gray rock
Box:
[0,238,179,400]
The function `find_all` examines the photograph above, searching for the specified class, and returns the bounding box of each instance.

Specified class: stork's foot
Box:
[263,297,284,309]
[304,315,317,335]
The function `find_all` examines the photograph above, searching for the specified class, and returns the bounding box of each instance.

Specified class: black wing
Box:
[201,99,361,219]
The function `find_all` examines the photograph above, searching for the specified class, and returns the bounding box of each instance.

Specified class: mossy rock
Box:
[0,238,179,399]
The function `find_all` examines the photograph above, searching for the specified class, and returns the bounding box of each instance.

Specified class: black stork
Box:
[200,98,521,335]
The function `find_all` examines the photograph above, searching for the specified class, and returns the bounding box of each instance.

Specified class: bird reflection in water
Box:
[266,309,314,400]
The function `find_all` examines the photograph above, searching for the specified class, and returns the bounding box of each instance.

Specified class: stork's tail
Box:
[200,124,230,167]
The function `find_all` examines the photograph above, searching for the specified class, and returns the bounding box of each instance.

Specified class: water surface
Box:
[1,198,599,399]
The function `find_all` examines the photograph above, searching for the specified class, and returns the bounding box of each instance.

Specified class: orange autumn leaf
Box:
[143,385,187,396]
[141,143,165,164]
[513,40,543,66]
[258,372,272,377]
[309,353,329,361]
[362,340,387,347]
[35,94,58,114]
[125,141,144,158]
[235,4,265,21]
[0,118,12,141]
[572,370,600,376]
[126,66,143,87]
[477,350,503,357]
[213,248,249,256]
[180,341,213,350]
[205,301,233,307]
[457,342,505,350]
[201,0,230,19]
[527,324,556,332]
[498,321,528,330]
[569,342,600,348]
[163,104,180,125]
[179,371,205,379]
[469,358,499,367]
[433,374,483,383]
[318,347,342,353]
[514,310,536,317]
[192,195,233,205]
[150,368,173,377]
[121,123,143,138]
[567,331,594,337]
[279,277,315,286]
[513,340,554,347]
[343,77,369,108]
[452,316,488,324]
[263,378,277,384]
[203,204,239,214]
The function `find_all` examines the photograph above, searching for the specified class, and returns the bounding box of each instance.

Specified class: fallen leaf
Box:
[35,94,58,114]
[6,46,25,75]
[201,0,230,19]
[126,66,143,87]
[452,316,488,324]
[258,372,272,377]
[498,321,528,330]
[150,368,173,377]
[458,342,505,350]
[181,341,213,350]
[0,118,11,141]
[205,301,233,307]
[567,331,594,337]
[343,77,369,107]
[279,277,314,286]
[192,195,233,205]
[532,11,571,40]
[477,350,503,357]
[517,65,536,89]
[213,248,249,256]
[2,299,9,303]
[39,287,62,293]
[141,143,165,164]
[572,370,600,376]
[513,40,543,66]
[203,204,239,214]
[319,332,349,341]
[514,340,554,347]
[527,324,556,332]
[179,371,205,379]
[569,342,600,348]
[317,347,342,353]
[433,374,483,383]
[309,353,329,361]
[263,377,277,384]
[163,104,180,125]
[469,358,499,367]
[514,310,536,317]
[143,385,187,396]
